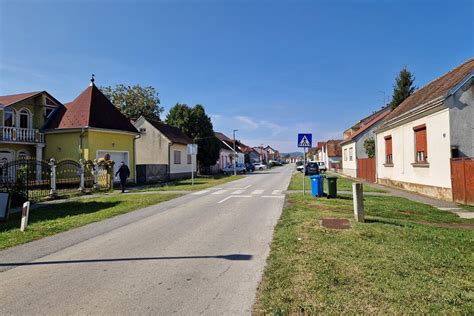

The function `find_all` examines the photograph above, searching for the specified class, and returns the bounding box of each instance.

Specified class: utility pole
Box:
[233,129,238,176]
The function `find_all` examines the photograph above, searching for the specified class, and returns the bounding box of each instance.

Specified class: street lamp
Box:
[233,129,238,176]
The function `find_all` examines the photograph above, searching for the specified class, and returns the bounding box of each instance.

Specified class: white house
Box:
[317,140,342,170]
[133,117,197,183]
[340,106,390,177]
[214,132,244,170]
[375,58,473,201]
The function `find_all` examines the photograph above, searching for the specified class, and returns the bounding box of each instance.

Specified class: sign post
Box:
[297,133,313,195]
[187,144,198,186]
[20,201,30,232]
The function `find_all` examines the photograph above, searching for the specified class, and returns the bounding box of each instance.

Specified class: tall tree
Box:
[166,103,220,168]
[389,67,416,110]
[363,137,375,158]
[100,84,163,120]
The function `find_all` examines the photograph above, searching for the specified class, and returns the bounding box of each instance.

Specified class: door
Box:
[96,151,129,182]
[0,151,14,181]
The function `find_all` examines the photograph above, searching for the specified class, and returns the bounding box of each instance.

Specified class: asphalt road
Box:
[0,164,293,315]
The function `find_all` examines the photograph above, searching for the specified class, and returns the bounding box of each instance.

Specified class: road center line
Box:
[231,190,245,194]
[251,190,264,195]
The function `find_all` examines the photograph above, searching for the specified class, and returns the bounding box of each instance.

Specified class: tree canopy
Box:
[166,103,220,167]
[363,137,375,158]
[389,67,416,110]
[100,84,163,120]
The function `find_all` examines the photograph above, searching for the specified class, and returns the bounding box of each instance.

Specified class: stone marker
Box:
[20,201,30,232]
[352,182,364,222]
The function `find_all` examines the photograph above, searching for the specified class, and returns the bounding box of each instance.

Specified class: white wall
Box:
[341,142,357,177]
[134,119,168,165]
[170,143,197,174]
[376,108,451,189]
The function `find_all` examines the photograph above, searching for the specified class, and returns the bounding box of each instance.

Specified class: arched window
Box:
[19,109,30,129]
[17,150,29,160]
[3,108,14,127]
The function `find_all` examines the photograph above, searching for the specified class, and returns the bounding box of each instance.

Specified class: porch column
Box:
[35,144,45,181]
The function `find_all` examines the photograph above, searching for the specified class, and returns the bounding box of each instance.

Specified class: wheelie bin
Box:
[326,176,338,198]
[310,175,324,197]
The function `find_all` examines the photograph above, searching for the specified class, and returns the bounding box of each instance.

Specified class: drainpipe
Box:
[79,128,86,160]
[134,133,141,183]
[168,142,173,182]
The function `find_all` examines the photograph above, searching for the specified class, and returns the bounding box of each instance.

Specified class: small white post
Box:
[49,158,56,196]
[191,154,195,186]
[20,201,30,232]
[79,159,85,192]
[352,182,364,222]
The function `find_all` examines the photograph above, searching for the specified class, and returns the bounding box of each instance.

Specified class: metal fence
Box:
[0,157,113,205]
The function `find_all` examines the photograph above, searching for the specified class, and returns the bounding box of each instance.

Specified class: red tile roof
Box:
[382,58,474,125]
[326,140,342,157]
[340,108,391,145]
[0,91,62,108]
[44,83,138,133]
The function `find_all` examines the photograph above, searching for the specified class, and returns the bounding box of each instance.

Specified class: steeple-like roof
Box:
[44,82,138,133]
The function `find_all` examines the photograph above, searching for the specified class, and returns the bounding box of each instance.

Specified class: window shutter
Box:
[414,125,427,162]
[385,137,392,155]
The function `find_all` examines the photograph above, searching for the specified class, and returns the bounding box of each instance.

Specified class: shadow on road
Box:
[0,254,253,267]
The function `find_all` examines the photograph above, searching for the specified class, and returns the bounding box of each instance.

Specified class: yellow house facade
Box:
[0,91,61,164]
[43,80,139,180]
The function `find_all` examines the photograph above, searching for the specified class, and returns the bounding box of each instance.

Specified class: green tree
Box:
[363,137,376,158]
[100,84,163,120]
[166,103,220,168]
[389,67,416,110]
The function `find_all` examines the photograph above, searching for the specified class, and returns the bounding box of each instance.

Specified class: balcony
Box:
[1,127,45,143]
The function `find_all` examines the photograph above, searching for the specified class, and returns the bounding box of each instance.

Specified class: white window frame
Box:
[17,108,32,129]
[3,108,15,127]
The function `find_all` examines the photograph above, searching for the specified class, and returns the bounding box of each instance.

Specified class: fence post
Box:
[93,159,99,191]
[108,161,115,192]
[79,159,85,193]
[49,158,56,197]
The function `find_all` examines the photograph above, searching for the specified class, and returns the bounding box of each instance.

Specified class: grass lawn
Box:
[133,175,243,192]
[287,171,386,193]
[254,194,474,314]
[0,193,181,251]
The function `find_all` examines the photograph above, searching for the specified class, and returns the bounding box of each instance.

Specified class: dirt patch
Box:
[321,218,351,230]
[417,221,474,229]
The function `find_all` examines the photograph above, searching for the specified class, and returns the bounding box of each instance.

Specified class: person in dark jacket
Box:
[115,161,130,193]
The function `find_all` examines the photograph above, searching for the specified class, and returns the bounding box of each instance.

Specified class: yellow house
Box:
[0,91,62,163]
[43,79,139,180]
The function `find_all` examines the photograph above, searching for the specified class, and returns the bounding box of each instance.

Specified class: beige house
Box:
[133,117,196,183]
[375,58,473,200]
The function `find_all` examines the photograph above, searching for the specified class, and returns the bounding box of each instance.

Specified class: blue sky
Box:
[1,0,472,152]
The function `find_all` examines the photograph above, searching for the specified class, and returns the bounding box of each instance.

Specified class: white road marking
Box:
[262,195,285,199]
[438,207,462,211]
[212,190,227,195]
[231,190,245,194]
[217,195,252,204]
[272,190,281,195]
[192,190,210,195]
[229,184,253,190]
[251,190,264,195]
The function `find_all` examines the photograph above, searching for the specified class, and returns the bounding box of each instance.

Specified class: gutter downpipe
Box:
[134,133,141,183]
[168,142,173,182]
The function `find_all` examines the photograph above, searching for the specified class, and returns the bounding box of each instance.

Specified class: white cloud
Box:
[235,116,259,129]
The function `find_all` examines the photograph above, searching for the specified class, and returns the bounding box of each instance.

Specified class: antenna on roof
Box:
[90,74,95,86]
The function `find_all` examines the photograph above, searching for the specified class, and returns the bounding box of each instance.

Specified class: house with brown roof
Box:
[318,140,343,170]
[340,106,391,177]
[214,132,244,171]
[133,116,196,182]
[0,91,61,167]
[43,79,139,181]
[375,58,473,201]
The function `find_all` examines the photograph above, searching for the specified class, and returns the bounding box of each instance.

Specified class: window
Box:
[344,149,347,161]
[17,151,28,160]
[187,154,192,164]
[45,107,55,118]
[385,136,393,164]
[349,148,353,161]
[3,108,14,127]
[414,125,427,163]
[19,109,30,128]
[174,150,181,164]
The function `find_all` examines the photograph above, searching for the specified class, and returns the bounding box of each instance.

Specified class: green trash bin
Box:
[326,176,338,198]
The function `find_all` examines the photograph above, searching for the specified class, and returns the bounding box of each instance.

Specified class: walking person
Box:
[115,161,130,193]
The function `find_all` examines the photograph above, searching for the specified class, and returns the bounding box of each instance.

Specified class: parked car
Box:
[316,161,327,172]
[253,162,268,171]
[222,163,247,175]
[296,161,304,172]
[245,163,255,172]
[305,162,320,176]
[270,160,283,166]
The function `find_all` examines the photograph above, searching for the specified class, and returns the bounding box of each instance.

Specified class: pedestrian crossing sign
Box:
[297,133,312,148]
